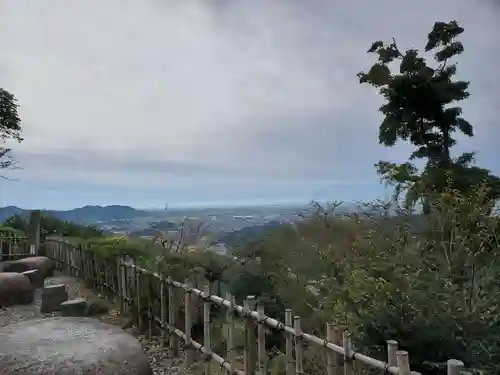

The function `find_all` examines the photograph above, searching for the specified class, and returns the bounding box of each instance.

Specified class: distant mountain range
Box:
[0,205,154,224]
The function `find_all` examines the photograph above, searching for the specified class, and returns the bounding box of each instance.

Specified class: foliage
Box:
[357,21,500,211]
[0,225,25,238]
[41,214,104,239]
[0,88,22,172]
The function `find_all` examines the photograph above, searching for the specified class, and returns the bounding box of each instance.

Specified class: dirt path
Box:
[0,271,183,375]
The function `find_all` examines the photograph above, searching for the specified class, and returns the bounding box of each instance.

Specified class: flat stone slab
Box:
[0,317,153,374]
[41,284,68,313]
[60,297,88,317]
[0,272,34,307]
[21,269,44,289]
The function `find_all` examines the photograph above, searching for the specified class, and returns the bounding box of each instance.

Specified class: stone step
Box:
[60,298,88,317]
[41,284,68,313]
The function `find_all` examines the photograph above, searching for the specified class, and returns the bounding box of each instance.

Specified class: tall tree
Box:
[0,88,23,173]
[357,21,499,211]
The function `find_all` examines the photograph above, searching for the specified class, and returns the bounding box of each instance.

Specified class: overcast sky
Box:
[1,0,499,209]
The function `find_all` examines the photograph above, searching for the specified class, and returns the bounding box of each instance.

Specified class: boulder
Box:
[21,269,45,288]
[0,317,154,375]
[0,272,35,307]
[2,256,55,278]
[41,283,68,313]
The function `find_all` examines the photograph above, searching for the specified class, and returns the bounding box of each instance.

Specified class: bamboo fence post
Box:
[396,351,411,375]
[168,276,179,355]
[257,300,267,375]
[79,244,85,278]
[135,267,143,332]
[342,331,353,375]
[91,251,97,289]
[447,359,464,375]
[160,276,167,346]
[184,277,194,367]
[118,256,124,315]
[294,316,304,375]
[225,291,235,370]
[387,340,398,367]
[203,283,212,375]
[285,309,295,375]
[146,274,153,340]
[244,296,257,375]
[326,323,341,375]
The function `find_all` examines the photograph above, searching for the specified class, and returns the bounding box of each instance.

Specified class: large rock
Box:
[21,269,45,288]
[0,317,154,375]
[2,256,55,277]
[0,272,35,307]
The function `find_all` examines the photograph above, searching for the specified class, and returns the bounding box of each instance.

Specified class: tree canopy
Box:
[0,88,23,172]
[357,21,500,211]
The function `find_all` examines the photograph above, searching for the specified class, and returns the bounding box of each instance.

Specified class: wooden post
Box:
[136,268,143,332]
[244,296,257,375]
[27,210,41,255]
[184,277,194,367]
[203,283,212,375]
[396,351,411,375]
[226,291,235,369]
[387,340,398,367]
[118,256,124,315]
[294,316,304,375]
[160,276,167,346]
[146,274,153,340]
[342,331,353,375]
[257,300,267,375]
[326,323,341,375]
[79,245,85,279]
[168,276,179,355]
[285,309,295,375]
[447,359,464,375]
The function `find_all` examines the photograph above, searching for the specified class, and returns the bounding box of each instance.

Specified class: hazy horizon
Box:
[1,1,499,209]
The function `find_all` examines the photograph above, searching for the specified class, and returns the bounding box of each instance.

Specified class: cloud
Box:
[1,0,499,207]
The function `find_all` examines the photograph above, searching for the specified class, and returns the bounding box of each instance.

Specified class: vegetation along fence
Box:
[0,236,33,261]
[43,238,466,375]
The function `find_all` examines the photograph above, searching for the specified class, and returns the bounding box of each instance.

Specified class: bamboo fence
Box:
[0,235,32,261]
[42,238,466,375]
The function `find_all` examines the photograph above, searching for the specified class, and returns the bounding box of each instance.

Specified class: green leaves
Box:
[368,64,392,86]
[357,20,495,210]
[456,118,473,136]
[367,40,384,53]
[0,88,22,142]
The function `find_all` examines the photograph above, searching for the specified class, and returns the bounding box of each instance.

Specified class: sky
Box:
[1,0,499,209]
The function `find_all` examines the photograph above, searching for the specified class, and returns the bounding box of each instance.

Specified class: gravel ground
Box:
[0,271,184,375]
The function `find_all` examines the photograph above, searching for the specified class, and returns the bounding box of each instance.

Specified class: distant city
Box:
[0,202,365,255]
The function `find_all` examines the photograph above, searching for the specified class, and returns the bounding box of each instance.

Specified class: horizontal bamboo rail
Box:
[42,238,466,375]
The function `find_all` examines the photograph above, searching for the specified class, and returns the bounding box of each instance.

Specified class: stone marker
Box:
[0,317,154,374]
[2,256,55,277]
[60,297,88,317]
[41,283,68,313]
[21,269,44,289]
[0,272,34,307]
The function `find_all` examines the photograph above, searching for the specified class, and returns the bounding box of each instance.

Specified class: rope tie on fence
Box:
[295,331,305,341]
[257,314,271,326]
[322,337,329,348]
[275,321,285,331]
[220,359,229,371]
